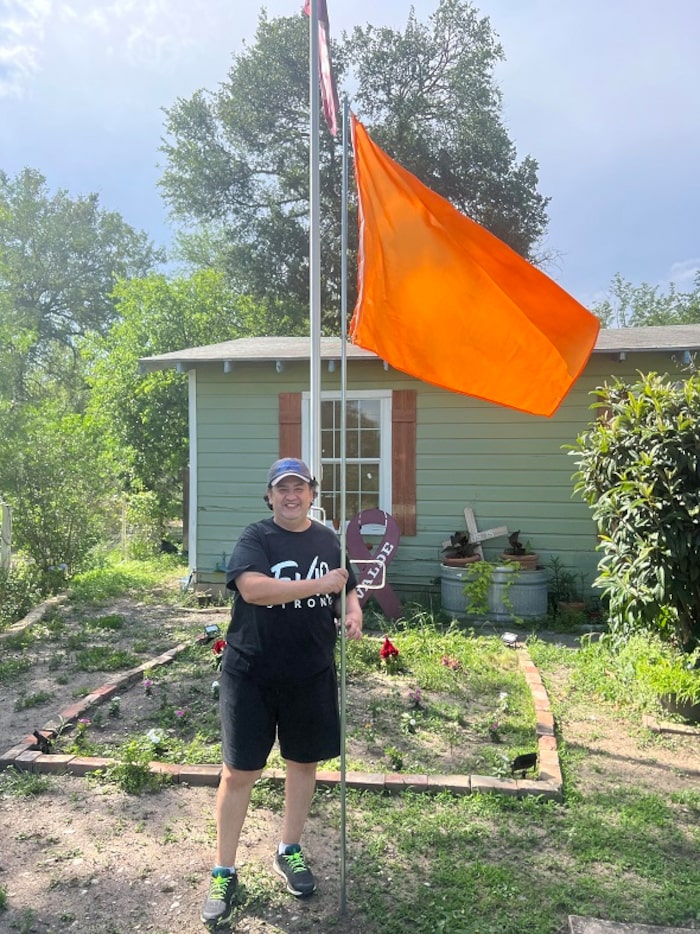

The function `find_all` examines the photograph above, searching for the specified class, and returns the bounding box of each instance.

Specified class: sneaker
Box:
[200,870,237,928]
[273,845,317,897]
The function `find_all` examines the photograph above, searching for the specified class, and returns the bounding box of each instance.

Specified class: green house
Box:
[139,325,700,604]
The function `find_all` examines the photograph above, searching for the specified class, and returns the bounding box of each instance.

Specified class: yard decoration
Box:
[346,508,402,618]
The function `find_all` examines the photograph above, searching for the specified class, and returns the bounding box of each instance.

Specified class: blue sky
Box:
[1,0,698,309]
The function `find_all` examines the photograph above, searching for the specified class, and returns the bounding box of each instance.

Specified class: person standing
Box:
[201,458,363,929]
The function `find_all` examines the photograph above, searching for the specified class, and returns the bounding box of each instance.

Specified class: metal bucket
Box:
[440,563,548,621]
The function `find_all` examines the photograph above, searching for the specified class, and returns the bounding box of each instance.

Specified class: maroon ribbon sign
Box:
[346,508,402,619]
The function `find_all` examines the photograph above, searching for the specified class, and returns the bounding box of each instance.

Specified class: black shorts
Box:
[219,665,340,771]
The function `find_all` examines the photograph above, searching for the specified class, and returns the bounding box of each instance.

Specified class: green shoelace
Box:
[284,850,308,874]
[208,874,232,900]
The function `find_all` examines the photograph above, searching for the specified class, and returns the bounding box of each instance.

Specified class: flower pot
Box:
[440,563,548,621]
[441,555,482,567]
[488,565,548,621]
[500,552,539,571]
[659,693,700,723]
[557,600,586,617]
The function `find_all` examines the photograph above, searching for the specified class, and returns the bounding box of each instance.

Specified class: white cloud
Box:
[0,0,51,96]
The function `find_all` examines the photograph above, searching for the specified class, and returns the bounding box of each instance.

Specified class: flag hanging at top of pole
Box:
[349,116,601,418]
[304,0,339,137]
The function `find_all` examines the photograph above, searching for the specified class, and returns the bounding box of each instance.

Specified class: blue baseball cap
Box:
[267,457,314,487]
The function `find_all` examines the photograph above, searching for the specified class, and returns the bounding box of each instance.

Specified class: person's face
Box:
[268,477,314,528]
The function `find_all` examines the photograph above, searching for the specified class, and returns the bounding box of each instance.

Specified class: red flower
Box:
[212,639,227,657]
[380,636,399,660]
[441,654,461,670]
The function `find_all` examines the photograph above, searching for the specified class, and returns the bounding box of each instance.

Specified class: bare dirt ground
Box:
[0,597,698,933]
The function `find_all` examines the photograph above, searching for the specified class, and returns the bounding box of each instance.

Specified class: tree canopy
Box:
[160,0,549,333]
[592,272,700,328]
[0,168,164,405]
[85,270,266,509]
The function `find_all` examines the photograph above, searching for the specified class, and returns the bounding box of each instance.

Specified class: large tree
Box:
[159,0,549,333]
[0,168,164,404]
[85,270,265,510]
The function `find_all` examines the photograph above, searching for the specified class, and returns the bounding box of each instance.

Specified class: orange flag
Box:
[349,117,600,417]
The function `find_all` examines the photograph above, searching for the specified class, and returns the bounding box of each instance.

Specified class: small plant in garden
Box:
[0,656,31,683]
[488,721,502,743]
[146,728,166,753]
[212,638,226,670]
[75,718,91,748]
[14,689,53,711]
[379,635,401,673]
[143,676,154,697]
[384,745,404,771]
[407,686,423,708]
[92,736,165,795]
[108,695,121,717]
[400,712,417,734]
[173,705,192,728]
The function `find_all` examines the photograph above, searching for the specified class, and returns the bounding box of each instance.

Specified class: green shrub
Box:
[124,490,164,559]
[0,562,42,630]
[572,372,700,651]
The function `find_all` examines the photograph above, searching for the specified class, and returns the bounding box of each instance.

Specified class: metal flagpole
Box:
[308,0,322,487]
[338,95,350,917]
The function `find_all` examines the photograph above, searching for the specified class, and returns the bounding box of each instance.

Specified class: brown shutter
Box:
[278,392,302,458]
[392,389,417,536]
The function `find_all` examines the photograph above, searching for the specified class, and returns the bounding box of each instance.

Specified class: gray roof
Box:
[139,326,700,373]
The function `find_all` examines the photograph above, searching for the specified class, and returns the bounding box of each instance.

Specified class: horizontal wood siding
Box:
[193,351,689,603]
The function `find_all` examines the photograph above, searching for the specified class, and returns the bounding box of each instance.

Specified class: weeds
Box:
[14,690,53,710]
[90,736,166,794]
[0,767,52,797]
[74,646,141,672]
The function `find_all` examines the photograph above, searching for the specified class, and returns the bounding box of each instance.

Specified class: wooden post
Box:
[1,500,11,572]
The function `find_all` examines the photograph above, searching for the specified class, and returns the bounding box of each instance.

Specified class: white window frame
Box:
[301,389,392,532]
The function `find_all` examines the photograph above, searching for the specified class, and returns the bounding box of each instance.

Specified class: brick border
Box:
[0,637,563,801]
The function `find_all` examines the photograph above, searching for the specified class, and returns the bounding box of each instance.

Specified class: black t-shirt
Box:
[223,517,357,683]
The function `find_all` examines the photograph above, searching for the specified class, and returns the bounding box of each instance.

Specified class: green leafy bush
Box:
[572,373,700,651]
[0,562,42,630]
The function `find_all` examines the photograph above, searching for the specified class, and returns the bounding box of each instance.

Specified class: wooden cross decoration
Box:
[462,507,508,559]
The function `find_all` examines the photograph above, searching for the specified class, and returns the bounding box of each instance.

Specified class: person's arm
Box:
[342,589,363,641]
[235,567,349,606]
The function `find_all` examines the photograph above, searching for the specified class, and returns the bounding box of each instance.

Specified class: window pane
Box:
[318,396,384,522]
[321,400,337,458]
[357,399,380,425]
[359,429,381,458]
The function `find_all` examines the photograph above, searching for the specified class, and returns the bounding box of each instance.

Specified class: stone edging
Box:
[0,634,563,802]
